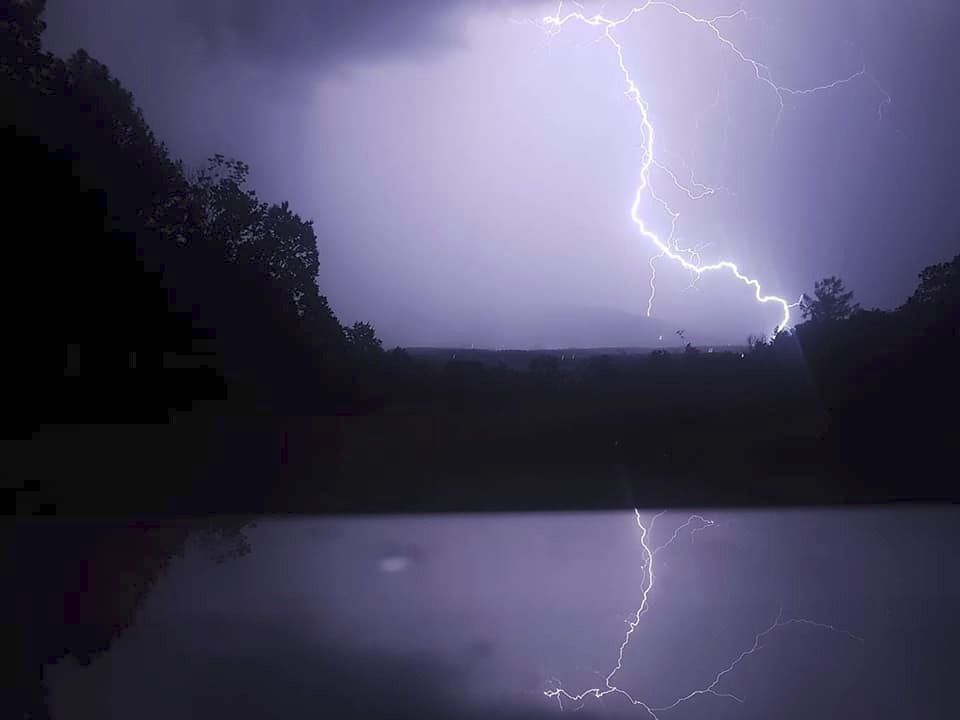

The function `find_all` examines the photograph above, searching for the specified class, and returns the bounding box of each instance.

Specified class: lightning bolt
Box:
[538,1,891,333]
[542,510,864,716]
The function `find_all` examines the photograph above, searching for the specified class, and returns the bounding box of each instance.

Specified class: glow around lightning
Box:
[539,2,890,332]
[543,511,864,716]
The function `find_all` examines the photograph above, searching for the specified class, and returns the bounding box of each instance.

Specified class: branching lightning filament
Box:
[542,510,864,716]
[538,1,890,333]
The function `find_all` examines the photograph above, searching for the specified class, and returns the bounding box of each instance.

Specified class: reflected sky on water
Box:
[48,507,957,719]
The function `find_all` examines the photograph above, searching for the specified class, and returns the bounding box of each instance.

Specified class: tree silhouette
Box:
[903,253,960,310]
[189,154,339,326]
[799,276,860,322]
[345,321,383,354]
[0,0,47,84]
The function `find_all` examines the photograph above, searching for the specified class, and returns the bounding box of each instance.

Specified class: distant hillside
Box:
[406,345,751,372]
[374,304,670,350]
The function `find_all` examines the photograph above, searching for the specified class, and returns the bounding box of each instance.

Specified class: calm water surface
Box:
[47,507,958,719]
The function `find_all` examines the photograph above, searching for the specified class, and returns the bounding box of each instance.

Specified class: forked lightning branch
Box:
[537,1,891,333]
[543,511,864,716]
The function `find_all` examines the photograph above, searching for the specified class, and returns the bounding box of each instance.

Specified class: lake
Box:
[46,507,957,719]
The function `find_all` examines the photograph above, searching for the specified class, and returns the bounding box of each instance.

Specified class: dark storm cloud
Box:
[175,0,534,69]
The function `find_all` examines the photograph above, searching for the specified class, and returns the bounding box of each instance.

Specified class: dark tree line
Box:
[746,264,959,488]
[2,0,386,436]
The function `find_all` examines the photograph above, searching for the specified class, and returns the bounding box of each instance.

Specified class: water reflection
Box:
[47,508,957,719]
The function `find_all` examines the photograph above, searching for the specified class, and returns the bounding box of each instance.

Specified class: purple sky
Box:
[46,509,957,718]
[42,1,960,347]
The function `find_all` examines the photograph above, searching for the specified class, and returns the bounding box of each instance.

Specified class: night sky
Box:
[41,0,960,346]
[46,509,957,718]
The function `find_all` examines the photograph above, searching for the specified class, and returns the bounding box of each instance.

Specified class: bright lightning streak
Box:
[543,510,864,717]
[539,1,890,333]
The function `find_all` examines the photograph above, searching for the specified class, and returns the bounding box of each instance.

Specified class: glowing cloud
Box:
[536,1,891,333]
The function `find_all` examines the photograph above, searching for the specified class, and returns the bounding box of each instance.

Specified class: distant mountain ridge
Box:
[374,304,670,350]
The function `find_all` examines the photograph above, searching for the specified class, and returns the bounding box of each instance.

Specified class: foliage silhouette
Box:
[799,276,861,322]
[345,321,384,354]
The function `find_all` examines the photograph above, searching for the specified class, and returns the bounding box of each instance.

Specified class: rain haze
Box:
[41,0,960,347]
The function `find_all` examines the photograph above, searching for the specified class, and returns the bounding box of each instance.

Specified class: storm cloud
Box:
[173,0,537,69]
[41,0,960,347]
